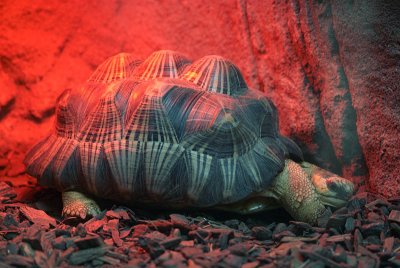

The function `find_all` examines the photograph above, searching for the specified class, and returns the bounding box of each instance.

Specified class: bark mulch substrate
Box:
[1,181,400,268]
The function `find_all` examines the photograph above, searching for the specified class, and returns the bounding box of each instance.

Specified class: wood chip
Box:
[251,226,272,240]
[300,249,350,268]
[160,237,182,249]
[19,242,35,257]
[69,246,111,265]
[108,219,123,247]
[170,214,191,229]
[362,222,384,236]
[388,210,400,223]
[34,250,49,268]
[106,209,130,220]
[344,217,355,233]
[20,206,57,228]
[106,250,129,262]
[138,237,165,259]
[97,255,121,265]
[326,234,352,243]
[84,219,106,233]
[74,235,104,249]
[281,235,320,243]
[269,241,303,257]
[353,228,363,252]
[0,182,16,203]
[383,236,395,253]
[326,214,348,231]
[4,255,34,267]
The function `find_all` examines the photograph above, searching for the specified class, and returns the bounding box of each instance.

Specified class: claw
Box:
[79,210,87,219]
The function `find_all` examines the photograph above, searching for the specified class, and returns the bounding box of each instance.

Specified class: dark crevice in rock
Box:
[340,94,367,177]
[287,0,342,174]
[289,0,368,180]
[56,35,71,58]
[326,2,368,178]
[337,66,348,89]
[43,21,80,78]
[327,24,340,56]
[0,56,29,90]
[26,107,55,123]
[304,77,342,174]
[47,31,75,76]
[0,97,15,121]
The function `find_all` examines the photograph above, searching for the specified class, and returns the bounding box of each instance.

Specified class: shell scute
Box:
[25,135,66,180]
[54,89,76,139]
[103,140,143,201]
[180,94,259,158]
[131,50,191,81]
[181,55,248,96]
[142,141,185,197]
[52,139,80,189]
[162,85,208,140]
[77,88,124,143]
[183,151,223,206]
[87,53,141,84]
[79,142,114,196]
[124,81,179,143]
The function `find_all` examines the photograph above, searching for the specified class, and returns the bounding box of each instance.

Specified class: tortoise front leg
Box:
[62,191,101,219]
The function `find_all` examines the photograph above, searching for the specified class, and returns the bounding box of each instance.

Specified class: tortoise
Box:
[24,50,355,224]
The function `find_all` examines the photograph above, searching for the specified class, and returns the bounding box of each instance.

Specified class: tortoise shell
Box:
[25,50,302,207]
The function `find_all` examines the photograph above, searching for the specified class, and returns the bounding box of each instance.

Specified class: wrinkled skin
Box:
[62,160,354,225]
[267,160,354,224]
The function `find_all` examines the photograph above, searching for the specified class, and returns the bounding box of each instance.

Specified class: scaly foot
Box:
[62,191,101,219]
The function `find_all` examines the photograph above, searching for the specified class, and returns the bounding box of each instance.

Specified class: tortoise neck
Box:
[270,160,325,224]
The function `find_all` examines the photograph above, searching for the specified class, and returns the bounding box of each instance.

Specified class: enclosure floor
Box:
[0,175,399,267]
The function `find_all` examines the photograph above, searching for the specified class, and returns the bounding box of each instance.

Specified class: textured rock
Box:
[330,1,400,197]
[0,70,16,118]
[0,0,398,196]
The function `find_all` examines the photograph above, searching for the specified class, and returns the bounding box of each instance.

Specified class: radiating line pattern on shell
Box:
[25,50,303,206]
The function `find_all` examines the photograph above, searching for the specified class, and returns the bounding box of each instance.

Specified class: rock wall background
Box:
[0,0,399,197]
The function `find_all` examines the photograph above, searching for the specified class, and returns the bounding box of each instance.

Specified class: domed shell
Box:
[68,53,143,134]
[181,55,248,96]
[25,50,303,207]
[130,50,191,81]
[87,53,141,84]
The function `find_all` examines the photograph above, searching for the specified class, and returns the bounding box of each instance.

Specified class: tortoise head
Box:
[301,162,355,208]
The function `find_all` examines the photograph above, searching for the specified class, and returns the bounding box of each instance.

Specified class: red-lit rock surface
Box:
[0,0,399,196]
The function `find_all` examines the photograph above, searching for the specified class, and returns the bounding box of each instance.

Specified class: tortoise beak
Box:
[310,166,355,207]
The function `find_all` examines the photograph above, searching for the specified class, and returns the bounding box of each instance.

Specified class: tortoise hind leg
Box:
[62,191,101,219]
